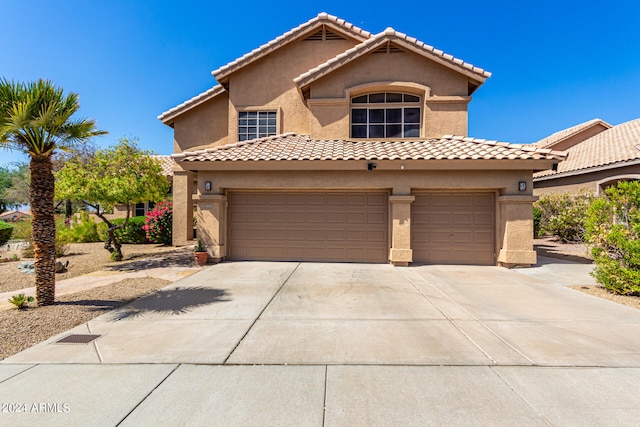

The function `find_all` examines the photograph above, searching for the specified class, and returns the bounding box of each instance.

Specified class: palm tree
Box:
[0,79,106,306]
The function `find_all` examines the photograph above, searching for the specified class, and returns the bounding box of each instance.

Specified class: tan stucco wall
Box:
[173,93,229,152]
[227,38,358,142]
[172,168,536,265]
[306,52,471,139]
[534,164,640,195]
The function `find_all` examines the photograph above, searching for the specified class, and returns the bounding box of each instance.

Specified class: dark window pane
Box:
[239,119,248,126]
[386,93,402,102]
[386,124,402,138]
[352,125,367,138]
[247,111,257,118]
[247,133,256,140]
[369,93,385,103]
[404,108,421,123]
[267,111,277,118]
[370,125,384,138]
[239,111,248,118]
[267,126,276,134]
[267,118,276,126]
[239,134,248,141]
[248,126,256,133]
[352,109,367,123]
[404,125,420,137]
[404,94,420,102]
[369,109,385,123]
[259,127,268,134]
[386,108,402,123]
[352,95,368,103]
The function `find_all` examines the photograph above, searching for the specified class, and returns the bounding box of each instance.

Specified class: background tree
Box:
[56,138,170,261]
[0,165,14,213]
[0,163,30,210]
[0,78,106,306]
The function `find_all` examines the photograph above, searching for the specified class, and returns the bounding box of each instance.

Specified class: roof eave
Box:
[175,158,561,172]
[212,13,372,84]
[157,85,226,125]
[533,159,640,182]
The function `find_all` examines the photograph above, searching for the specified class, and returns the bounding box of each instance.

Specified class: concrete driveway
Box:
[2,260,640,426]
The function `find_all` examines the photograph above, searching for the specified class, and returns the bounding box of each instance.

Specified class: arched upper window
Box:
[351,92,421,139]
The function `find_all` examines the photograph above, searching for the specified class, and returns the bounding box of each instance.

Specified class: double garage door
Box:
[228,191,495,265]
[228,192,388,262]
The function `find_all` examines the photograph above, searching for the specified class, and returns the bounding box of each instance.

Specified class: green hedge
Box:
[0,220,13,246]
[97,216,148,244]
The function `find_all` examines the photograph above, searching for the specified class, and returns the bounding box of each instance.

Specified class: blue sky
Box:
[1,0,639,167]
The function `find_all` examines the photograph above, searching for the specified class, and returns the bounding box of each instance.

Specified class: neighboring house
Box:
[108,155,174,219]
[0,210,30,222]
[159,13,565,267]
[534,118,640,195]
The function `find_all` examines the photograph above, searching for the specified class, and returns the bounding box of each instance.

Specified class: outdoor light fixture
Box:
[367,162,377,171]
[204,181,212,191]
[518,181,527,192]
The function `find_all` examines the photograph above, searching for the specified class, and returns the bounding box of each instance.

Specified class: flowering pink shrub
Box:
[143,200,172,245]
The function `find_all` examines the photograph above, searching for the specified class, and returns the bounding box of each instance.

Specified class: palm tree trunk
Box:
[30,155,56,306]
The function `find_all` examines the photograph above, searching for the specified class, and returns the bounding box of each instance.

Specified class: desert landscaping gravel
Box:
[0,243,195,361]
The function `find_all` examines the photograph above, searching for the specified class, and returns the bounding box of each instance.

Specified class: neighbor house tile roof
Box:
[535,118,611,149]
[151,155,175,177]
[534,118,640,180]
[212,13,371,83]
[295,28,490,90]
[158,85,225,124]
[173,133,565,163]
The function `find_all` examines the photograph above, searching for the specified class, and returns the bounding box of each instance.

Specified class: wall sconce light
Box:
[367,162,377,171]
[204,181,212,191]
[518,181,527,192]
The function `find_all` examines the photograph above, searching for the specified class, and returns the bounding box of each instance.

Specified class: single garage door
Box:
[411,192,495,265]
[228,192,388,262]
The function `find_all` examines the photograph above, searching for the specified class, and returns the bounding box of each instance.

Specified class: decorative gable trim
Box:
[211,12,371,85]
[294,28,491,94]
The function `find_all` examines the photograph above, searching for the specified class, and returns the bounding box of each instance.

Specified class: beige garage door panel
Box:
[229,192,388,262]
[412,192,495,265]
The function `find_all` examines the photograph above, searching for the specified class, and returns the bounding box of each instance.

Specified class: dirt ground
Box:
[0,241,196,360]
[0,241,190,293]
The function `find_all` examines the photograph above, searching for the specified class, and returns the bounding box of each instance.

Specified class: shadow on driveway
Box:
[105,287,231,320]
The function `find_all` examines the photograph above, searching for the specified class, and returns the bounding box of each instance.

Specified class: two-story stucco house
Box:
[159,13,565,267]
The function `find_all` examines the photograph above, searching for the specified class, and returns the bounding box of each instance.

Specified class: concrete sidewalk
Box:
[2,259,640,426]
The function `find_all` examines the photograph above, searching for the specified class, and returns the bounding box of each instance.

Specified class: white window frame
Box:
[350,92,421,139]
[238,110,278,141]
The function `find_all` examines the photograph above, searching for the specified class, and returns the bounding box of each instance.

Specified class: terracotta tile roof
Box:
[212,13,371,83]
[534,118,640,180]
[535,118,611,149]
[151,155,174,177]
[295,28,491,91]
[173,133,565,163]
[158,85,225,124]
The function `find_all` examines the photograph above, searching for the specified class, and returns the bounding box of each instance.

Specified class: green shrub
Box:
[585,181,640,295]
[0,220,13,246]
[96,216,148,244]
[144,200,172,245]
[10,219,32,240]
[535,190,595,242]
[533,206,542,237]
[57,211,101,243]
[8,293,34,309]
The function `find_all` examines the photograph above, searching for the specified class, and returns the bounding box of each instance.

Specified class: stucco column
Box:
[497,195,537,267]
[193,194,227,262]
[389,195,415,266]
[172,169,194,246]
